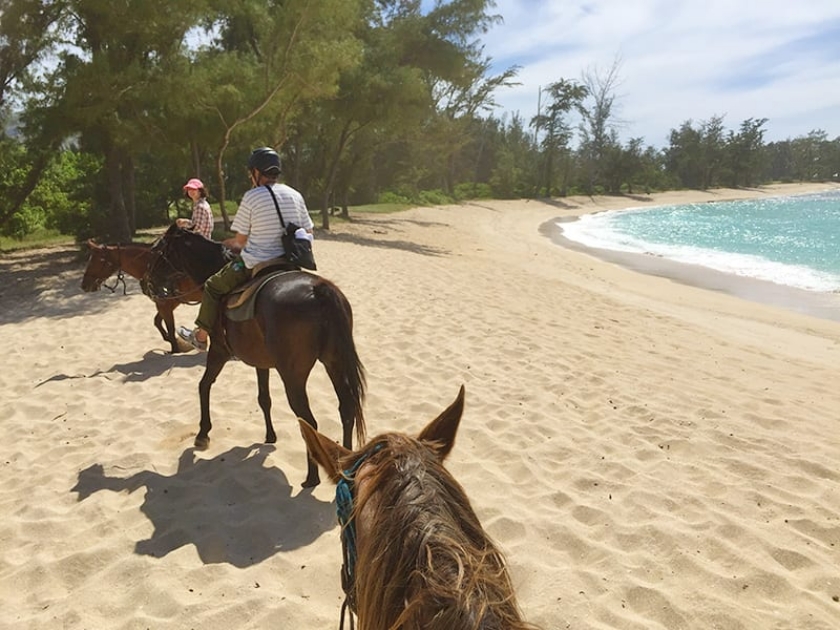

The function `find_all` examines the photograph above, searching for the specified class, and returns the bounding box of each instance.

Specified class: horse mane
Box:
[156,225,227,284]
[347,435,537,630]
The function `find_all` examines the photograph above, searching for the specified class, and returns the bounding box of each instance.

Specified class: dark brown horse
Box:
[151,225,366,487]
[300,386,538,630]
[81,240,202,354]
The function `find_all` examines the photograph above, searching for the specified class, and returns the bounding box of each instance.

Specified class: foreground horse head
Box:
[300,386,537,630]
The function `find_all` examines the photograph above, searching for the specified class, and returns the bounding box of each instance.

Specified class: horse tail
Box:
[314,279,367,446]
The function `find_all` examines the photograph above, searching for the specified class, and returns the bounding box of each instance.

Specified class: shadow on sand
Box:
[36,349,206,386]
[72,445,336,567]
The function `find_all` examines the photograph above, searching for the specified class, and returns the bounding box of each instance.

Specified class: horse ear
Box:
[417,385,465,461]
[86,238,97,249]
[298,419,351,483]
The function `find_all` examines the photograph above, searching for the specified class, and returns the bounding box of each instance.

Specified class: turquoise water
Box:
[560,189,840,292]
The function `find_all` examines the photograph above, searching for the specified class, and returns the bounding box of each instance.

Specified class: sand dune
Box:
[1,182,839,629]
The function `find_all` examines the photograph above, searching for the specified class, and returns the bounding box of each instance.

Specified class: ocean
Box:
[560,189,840,294]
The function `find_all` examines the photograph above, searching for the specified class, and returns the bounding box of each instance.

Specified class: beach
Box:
[1,182,839,629]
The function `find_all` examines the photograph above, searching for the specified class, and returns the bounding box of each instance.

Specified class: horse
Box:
[151,225,366,488]
[81,240,202,354]
[299,386,538,630]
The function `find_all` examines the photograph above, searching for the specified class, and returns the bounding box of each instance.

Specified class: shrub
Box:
[378,191,412,205]
[416,189,452,205]
[453,182,493,201]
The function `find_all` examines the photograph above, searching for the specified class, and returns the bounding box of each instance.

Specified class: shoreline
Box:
[540,183,840,323]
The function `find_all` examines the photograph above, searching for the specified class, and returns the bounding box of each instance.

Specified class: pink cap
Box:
[183,178,205,191]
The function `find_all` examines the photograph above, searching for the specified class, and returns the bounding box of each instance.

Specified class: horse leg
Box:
[154,311,168,342]
[255,368,277,444]
[326,366,358,450]
[281,375,320,488]
[156,302,182,354]
[195,345,231,450]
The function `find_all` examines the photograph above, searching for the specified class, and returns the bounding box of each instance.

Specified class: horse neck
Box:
[177,237,226,283]
[111,244,151,281]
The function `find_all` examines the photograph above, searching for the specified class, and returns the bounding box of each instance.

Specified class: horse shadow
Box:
[72,445,337,567]
[37,350,207,387]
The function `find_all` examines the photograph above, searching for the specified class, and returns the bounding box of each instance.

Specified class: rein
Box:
[102,244,128,295]
[336,443,383,630]
[103,268,127,294]
[144,238,202,304]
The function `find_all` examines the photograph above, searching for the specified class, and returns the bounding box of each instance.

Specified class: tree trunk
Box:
[191,140,201,178]
[122,151,136,234]
[106,143,131,241]
[319,121,354,230]
[215,151,232,231]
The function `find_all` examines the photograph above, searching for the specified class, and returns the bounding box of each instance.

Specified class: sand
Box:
[1,182,839,629]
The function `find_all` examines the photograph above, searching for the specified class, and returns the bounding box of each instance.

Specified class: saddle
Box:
[223,258,299,322]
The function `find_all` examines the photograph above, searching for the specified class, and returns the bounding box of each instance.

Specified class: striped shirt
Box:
[189,198,214,239]
[231,183,314,269]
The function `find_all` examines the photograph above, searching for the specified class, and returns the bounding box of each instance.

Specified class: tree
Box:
[194,0,364,229]
[0,0,61,109]
[0,0,64,231]
[699,115,726,189]
[725,117,768,187]
[788,130,834,182]
[665,120,703,188]
[530,79,587,196]
[578,58,624,194]
[21,0,212,240]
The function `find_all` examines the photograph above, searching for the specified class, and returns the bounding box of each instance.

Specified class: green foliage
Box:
[417,189,453,205]
[0,139,29,231]
[0,228,70,252]
[378,188,454,206]
[0,142,108,241]
[378,191,413,205]
[41,151,101,239]
[453,182,492,200]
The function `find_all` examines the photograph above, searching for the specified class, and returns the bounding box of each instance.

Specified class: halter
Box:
[143,235,202,303]
[101,244,128,295]
[336,443,383,630]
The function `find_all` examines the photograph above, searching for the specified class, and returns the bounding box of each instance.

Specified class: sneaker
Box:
[178,326,208,352]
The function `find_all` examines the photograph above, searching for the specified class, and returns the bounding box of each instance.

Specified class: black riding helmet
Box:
[248,146,281,175]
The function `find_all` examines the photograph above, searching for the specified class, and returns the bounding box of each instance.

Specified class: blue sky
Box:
[472,0,840,147]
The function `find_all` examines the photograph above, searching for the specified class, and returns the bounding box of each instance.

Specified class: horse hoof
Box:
[301,475,321,489]
[194,436,210,450]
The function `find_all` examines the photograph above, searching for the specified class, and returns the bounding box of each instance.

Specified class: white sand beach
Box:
[1,182,839,629]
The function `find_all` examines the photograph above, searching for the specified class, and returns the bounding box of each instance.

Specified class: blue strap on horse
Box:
[336,443,383,630]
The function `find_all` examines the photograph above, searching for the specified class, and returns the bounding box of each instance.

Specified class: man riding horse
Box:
[179,146,315,351]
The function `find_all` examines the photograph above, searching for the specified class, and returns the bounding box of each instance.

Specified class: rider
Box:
[176,178,214,239]
[178,146,315,351]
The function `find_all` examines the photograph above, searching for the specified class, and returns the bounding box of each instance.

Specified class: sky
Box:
[470,0,840,147]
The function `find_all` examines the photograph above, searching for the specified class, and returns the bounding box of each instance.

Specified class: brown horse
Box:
[81,240,202,354]
[300,386,539,630]
[151,225,366,487]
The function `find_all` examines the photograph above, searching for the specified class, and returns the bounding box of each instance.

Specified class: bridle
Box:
[84,243,128,295]
[335,443,383,630]
[144,234,202,303]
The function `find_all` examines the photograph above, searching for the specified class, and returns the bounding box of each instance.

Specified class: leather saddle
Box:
[223,258,299,322]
